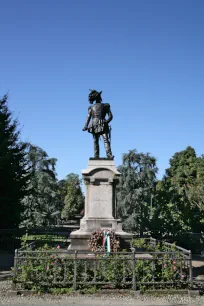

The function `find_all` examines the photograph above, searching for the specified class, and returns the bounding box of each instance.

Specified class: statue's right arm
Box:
[82,107,92,131]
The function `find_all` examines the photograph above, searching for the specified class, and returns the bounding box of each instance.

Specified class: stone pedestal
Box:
[68,159,133,251]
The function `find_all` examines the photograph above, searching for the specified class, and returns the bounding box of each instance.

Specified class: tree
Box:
[61,173,84,221]
[20,144,61,228]
[184,155,204,215]
[151,179,184,237]
[0,95,30,228]
[152,146,204,237]
[117,149,158,235]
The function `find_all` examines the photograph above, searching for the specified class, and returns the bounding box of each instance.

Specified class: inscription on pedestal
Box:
[101,223,112,228]
[88,184,112,218]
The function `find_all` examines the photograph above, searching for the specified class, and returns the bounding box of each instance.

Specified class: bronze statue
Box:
[83,90,114,159]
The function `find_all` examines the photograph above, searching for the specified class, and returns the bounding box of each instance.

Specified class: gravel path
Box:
[1,281,204,306]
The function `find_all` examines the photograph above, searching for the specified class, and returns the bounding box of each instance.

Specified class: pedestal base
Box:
[80,217,119,231]
[68,219,134,251]
[68,158,134,251]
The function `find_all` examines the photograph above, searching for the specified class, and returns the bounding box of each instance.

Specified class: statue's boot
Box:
[103,134,114,159]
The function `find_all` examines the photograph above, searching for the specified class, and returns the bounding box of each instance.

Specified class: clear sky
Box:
[1,0,204,180]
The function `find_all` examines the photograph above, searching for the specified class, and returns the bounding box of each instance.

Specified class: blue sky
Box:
[1,0,204,180]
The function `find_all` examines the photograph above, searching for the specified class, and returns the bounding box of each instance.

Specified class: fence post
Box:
[12,249,18,290]
[189,250,193,287]
[132,248,136,291]
[93,253,96,283]
[73,251,78,291]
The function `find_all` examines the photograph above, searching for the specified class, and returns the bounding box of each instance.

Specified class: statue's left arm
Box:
[106,104,113,124]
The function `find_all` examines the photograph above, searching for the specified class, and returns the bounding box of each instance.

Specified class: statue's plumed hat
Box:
[88,89,102,103]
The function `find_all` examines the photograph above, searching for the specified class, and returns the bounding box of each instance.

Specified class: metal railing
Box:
[148,237,191,256]
[12,248,193,291]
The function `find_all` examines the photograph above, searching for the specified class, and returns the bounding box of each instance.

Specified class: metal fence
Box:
[146,237,192,255]
[12,247,193,291]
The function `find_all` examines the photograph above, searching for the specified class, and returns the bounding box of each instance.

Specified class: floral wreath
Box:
[88,229,120,253]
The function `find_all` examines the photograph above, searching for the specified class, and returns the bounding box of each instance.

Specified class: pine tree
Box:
[0,95,30,228]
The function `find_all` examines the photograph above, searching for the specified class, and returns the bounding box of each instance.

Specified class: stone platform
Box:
[68,159,134,251]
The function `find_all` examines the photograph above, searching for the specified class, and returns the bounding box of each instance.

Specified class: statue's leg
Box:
[94,134,99,158]
[102,133,113,158]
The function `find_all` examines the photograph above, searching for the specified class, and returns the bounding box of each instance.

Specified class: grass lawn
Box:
[22,234,68,242]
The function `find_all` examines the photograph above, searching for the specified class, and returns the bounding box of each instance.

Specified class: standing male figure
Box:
[83,89,114,159]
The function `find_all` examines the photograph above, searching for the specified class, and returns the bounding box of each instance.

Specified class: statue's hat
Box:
[88,89,102,102]
[89,89,102,95]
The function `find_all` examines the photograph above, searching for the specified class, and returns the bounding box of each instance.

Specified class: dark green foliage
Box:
[20,145,84,228]
[117,149,158,235]
[61,173,84,221]
[0,95,30,228]
[20,144,62,228]
[152,146,204,238]
[186,155,204,214]
[116,146,204,244]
